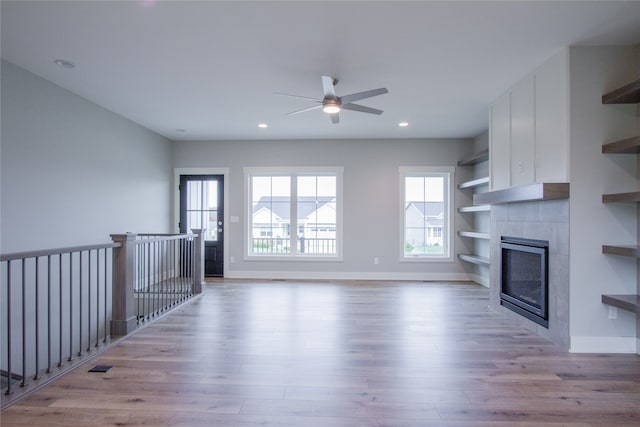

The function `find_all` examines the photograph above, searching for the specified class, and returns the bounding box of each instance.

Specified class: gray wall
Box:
[1,60,173,252]
[173,138,475,280]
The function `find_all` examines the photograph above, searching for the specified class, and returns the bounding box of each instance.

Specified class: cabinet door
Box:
[490,92,511,190]
[510,74,535,186]
[535,50,568,182]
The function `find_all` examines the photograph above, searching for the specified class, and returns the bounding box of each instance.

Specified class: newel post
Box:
[191,228,205,293]
[110,233,138,336]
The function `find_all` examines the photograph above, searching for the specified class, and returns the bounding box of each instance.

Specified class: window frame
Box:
[244,166,343,261]
[399,166,455,262]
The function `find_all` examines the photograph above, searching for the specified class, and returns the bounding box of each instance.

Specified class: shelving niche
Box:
[457,149,491,271]
[600,77,640,315]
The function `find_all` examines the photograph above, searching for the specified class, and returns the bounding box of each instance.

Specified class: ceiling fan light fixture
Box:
[323,105,341,114]
[322,98,341,114]
[276,76,387,123]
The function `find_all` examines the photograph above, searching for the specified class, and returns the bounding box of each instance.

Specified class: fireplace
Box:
[500,236,549,328]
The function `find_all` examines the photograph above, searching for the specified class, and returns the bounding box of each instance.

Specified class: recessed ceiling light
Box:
[175,128,186,133]
[53,59,75,69]
[258,123,268,128]
[398,121,409,127]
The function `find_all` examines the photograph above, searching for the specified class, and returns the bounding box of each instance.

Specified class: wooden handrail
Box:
[137,233,189,237]
[133,234,194,245]
[0,242,122,262]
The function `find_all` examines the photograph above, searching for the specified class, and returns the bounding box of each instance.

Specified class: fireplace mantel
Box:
[474,183,569,205]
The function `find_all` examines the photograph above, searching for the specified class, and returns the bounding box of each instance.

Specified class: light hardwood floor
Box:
[1,280,639,426]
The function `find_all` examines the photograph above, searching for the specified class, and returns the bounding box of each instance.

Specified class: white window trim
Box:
[399,166,455,263]
[244,166,344,261]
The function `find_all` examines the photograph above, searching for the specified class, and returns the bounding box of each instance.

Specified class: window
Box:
[246,167,343,259]
[400,166,454,261]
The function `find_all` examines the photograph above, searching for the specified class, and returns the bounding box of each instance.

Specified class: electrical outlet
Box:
[230,256,235,264]
[608,306,617,320]
[374,257,379,265]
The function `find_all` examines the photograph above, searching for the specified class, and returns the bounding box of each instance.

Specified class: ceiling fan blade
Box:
[273,92,322,102]
[342,103,384,115]
[285,104,323,116]
[340,88,388,104]
[322,76,337,97]
[329,112,340,124]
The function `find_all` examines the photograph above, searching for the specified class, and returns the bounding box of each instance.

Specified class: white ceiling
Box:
[2,1,640,141]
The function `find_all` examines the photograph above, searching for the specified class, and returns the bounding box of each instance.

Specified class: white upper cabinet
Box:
[490,92,511,190]
[510,74,535,186]
[489,49,569,190]
[535,51,569,183]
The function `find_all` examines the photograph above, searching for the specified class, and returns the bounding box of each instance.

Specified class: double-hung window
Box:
[400,166,454,261]
[246,167,343,260]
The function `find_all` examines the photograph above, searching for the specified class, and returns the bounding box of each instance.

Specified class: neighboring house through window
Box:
[245,167,343,259]
[400,166,454,261]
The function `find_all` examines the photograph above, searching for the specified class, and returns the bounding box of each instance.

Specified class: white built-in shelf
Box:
[457,149,489,166]
[458,231,490,240]
[456,152,490,280]
[458,254,490,266]
[458,204,490,213]
[457,176,489,190]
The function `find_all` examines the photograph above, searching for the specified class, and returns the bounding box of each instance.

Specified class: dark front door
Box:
[179,175,224,277]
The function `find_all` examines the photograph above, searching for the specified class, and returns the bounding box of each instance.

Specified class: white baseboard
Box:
[225,270,471,282]
[570,336,638,354]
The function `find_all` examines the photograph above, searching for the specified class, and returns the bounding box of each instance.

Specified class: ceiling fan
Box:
[274,76,388,124]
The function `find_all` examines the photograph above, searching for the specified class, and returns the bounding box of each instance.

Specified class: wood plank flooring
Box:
[2,280,639,426]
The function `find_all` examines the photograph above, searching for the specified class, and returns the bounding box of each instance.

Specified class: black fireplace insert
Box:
[500,236,549,328]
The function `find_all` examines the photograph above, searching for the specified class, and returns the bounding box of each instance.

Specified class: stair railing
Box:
[1,230,204,405]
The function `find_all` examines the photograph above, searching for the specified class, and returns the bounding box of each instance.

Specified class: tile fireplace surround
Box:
[490,199,570,349]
